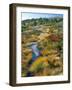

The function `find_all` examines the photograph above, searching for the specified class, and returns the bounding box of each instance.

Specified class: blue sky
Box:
[21,12,63,20]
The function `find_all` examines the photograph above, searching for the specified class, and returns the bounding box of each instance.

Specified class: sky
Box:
[21,12,63,20]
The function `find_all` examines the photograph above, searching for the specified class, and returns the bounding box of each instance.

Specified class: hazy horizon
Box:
[21,12,63,20]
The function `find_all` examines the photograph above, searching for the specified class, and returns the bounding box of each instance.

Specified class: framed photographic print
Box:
[9,3,70,86]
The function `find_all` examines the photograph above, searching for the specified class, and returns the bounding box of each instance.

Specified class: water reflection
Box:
[31,43,40,61]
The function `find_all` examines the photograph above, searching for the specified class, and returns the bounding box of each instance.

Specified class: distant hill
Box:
[21,17,63,32]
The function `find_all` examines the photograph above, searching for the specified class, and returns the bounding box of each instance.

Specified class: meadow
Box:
[21,17,63,77]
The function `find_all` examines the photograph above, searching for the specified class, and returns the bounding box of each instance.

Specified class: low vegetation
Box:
[21,17,63,77]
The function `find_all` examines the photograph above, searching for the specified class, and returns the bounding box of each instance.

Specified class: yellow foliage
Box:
[41,49,58,56]
[29,56,48,72]
[38,33,50,41]
[41,49,49,56]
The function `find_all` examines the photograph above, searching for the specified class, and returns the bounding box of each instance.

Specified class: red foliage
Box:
[49,34,60,42]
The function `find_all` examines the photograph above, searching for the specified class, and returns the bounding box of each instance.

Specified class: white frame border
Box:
[16,7,68,84]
